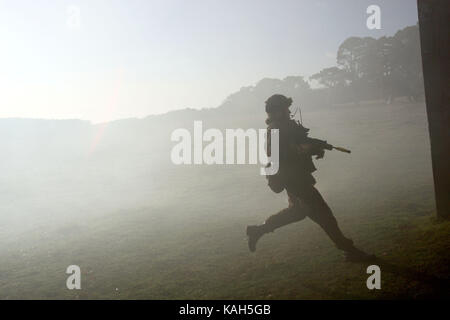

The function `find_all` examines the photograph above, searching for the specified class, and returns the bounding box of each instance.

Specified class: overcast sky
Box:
[0,0,419,123]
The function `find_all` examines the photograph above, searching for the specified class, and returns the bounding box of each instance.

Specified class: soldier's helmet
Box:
[265,94,293,113]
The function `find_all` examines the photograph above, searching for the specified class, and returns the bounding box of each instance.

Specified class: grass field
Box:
[0,100,448,299]
[0,193,448,299]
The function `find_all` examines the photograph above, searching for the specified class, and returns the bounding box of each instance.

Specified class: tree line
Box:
[311,24,423,104]
[220,24,424,111]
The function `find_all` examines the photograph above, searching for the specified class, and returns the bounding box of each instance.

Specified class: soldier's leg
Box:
[246,193,308,252]
[300,186,354,251]
[262,194,309,232]
[301,186,375,261]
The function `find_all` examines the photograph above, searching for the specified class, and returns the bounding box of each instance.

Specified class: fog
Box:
[0,97,433,235]
[0,95,434,298]
[0,19,439,299]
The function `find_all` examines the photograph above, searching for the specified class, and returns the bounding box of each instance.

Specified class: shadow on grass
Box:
[295,280,362,300]
[373,257,450,299]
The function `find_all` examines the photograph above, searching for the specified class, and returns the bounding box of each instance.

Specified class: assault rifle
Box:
[308,138,351,154]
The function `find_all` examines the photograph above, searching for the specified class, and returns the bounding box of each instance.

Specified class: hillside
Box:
[1,97,445,299]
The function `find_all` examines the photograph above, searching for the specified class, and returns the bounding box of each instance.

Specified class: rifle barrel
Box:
[333,146,351,154]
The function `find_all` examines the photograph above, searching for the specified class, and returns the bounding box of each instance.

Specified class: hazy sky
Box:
[0,0,419,123]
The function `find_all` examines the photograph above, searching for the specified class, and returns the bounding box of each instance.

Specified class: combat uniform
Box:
[247,94,374,261]
[263,118,354,252]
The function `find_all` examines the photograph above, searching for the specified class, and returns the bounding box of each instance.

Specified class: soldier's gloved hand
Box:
[315,149,325,159]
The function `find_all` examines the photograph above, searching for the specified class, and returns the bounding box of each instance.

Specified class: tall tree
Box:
[418,0,450,219]
[310,67,347,89]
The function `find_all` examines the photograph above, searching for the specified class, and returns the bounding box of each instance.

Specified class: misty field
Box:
[0,100,448,299]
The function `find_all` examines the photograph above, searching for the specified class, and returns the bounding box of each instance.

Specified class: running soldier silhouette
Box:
[246,94,375,262]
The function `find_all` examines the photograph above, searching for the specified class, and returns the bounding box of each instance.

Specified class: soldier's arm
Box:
[297,137,333,158]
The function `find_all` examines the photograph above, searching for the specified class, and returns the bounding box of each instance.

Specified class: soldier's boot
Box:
[246,225,266,252]
[343,246,377,262]
[314,216,376,262]
[330,234,376,262]
[246,207,306,252]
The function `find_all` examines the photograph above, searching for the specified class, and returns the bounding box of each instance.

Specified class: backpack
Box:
[266,172,285,193]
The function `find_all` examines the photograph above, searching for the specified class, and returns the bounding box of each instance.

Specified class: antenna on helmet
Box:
[298,105,303,125]
[291,106,298,118]
[291,105,303,125]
